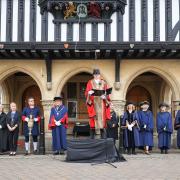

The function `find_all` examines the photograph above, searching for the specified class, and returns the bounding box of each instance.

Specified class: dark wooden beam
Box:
[115,53,121,82]
[45,53,52,83]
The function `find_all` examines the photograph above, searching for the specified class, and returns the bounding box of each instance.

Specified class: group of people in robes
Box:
[121,101,176,155]
[0,98,41,156]
[1,68,180,156]
[0,96,68,156]
[84,68,180,155]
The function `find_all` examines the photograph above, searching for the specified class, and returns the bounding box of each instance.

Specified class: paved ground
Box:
[0,153,180,180]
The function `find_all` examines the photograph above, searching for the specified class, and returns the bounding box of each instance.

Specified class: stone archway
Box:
[55,67,110,134]
[124,70,178,127]
[0,69,43,112]
[123,67,180,101]
[55,67,110,96]
[0,66,44,98]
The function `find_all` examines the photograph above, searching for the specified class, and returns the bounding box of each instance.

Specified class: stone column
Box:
[41,100,53,133]
[111,99,126,116]
[111,81,126,153]
[41,100,54,152]
[2,103,9,113]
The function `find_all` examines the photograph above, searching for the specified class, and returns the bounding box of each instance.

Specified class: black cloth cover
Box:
[66,138,126,163]
[73,124,90,136]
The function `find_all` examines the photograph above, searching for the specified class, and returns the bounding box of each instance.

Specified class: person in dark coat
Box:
[22,97,41,155]
[138,101,154,155]
[0,104,8,155]
[156,103,173,154]
[7,102,21,156]
[174,103,180,149]
[122,102,140,155]
[106,103,119,144]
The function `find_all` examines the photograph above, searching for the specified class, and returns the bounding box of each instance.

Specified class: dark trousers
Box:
[9,128,19,152]
[127,130,135,148]
[160,146,168,150]
[25,135,38,142]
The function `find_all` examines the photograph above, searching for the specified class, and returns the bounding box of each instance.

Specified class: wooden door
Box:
[22,85,42,113]
[126,86,152,110]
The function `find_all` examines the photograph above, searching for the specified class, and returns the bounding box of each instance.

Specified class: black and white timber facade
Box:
[0,0,180,59]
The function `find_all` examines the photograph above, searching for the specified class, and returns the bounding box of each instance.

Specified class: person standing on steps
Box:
[85,69,111,139]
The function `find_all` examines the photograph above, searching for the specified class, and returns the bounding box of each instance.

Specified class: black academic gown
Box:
[106,111,119,141]
[0,112,8,152]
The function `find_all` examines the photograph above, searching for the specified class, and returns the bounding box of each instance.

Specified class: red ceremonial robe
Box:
[85,79,111,129]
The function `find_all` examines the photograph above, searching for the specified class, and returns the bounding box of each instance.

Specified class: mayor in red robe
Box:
[85,69,111,139]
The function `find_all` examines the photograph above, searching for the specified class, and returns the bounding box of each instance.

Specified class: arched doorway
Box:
[22,85,42,112]
[126,85,152,110]
[61,72,92,120]
[60,72,92,133]
[0,72,42,134]
[126,72,173,119]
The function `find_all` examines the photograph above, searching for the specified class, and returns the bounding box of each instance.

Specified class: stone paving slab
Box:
[0,153,180,180]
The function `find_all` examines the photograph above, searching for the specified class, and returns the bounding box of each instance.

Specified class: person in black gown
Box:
[106,103,119,144]
[0,104,8,155]
[122,102,140,155]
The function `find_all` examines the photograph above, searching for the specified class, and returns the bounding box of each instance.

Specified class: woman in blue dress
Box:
[156,103,173,154]
[138,101,154,155]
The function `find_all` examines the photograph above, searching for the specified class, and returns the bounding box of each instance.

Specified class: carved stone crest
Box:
[77,4,87,18]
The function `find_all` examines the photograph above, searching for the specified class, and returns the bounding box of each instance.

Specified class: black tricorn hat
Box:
[126,102,135,106]
[53,96,63,101]
[93,69,100,75]
[139,101,150,106]
[159,102,169,108]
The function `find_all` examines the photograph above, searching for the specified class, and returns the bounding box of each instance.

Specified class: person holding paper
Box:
[138,101,154,155]
[22,97,41,155]
[156,103,173,154]
[85,69,111,139]
[48,96,68,155]
[122,102,140,155]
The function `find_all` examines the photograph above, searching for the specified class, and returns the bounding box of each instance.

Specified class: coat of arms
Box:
[77,4,87,18]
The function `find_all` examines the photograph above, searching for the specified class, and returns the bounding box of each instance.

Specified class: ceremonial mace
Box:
[28,114,34,154]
